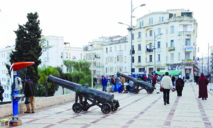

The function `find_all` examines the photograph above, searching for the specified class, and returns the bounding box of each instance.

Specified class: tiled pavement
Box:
[5,82,213,128]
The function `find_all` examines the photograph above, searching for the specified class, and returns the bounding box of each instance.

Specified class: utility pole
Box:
[202,53,203,73]
[208,43,210,75]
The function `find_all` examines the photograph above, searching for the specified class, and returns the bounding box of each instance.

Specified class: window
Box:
[183,25,187,31]
[106,68,107,73]
[110,47,112,52]
[125,56,127,63]
[171,26,174,34]
[138,44,141,51]
[170,40,174,47]
[185,39,191,46]
[158,54,160,61]
[149,43,152,49]
[185,52,190,60]
[138,56,141,63]
[158,28,161,35]
[132,68,135,72]
[138,32,141,38]
[61,52,63,58]
[139,22,142,28]
[132,34,134,40]
[162,17,164,22]
[171,53,174,63]
[166,43,168,48]
[106,58,107,64]
[117,56,119,62]
[106,48,108,53]
[157,41,161,48]
[119,45,122,50]
[159,17,164,23]
[142,21,144,26]
[178,52,180,61]
[132,56,134,63]
[47,41,49,46]
[149,30,153,37]
[149,55,152,62]
[149,17,153,25]
[139,68,145,72]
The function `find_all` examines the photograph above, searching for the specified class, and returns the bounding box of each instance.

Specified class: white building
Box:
[83,35,130,80]
[131,9,198,80]
[103,36,130,77]
[0,46,15,101]
[198,57,211,76]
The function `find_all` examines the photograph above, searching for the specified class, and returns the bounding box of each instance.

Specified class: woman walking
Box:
[175,75,184,96]
[198,73,209,100]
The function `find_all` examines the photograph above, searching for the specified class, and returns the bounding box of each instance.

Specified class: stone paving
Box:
[4,82,213,128]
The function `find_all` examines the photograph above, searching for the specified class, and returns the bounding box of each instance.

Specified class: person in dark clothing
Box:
[24,76,35,113]
[198,73,209,100]
[0,81,4,102]
[171,75,176,87]
[175,75,184,96]
[101,75,108,92]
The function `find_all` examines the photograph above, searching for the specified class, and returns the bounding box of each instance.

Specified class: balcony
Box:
[130,50,135,55]
[168,46,175,51]
[146,48,153,52]
[184,46,195,52]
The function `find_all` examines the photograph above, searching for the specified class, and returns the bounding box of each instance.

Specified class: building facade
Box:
[83,36,130,80]
[0,46,15,101]
[130,9,198,80]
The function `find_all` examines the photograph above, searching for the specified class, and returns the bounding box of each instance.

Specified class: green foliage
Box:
[9,12,42,85]
[37,65,60,96]
[40,37,52,53]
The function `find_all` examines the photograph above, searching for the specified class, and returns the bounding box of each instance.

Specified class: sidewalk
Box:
[4,82,213,128]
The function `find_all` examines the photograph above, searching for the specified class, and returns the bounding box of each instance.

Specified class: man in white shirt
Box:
[161,72,173,105]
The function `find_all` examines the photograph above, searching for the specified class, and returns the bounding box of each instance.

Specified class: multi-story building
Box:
[0,46,15,101]
[197,57,211,76]
[211,46,213,75]
[130,9,198,80]
[83,35,130,80]
[103,36,130,76]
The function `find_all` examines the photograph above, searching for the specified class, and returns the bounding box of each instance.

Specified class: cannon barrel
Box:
[117,72,153,89]
[47,75,114,101]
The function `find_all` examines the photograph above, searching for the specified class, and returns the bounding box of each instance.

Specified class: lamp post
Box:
[153,32,163,74]
[118,2,146,75]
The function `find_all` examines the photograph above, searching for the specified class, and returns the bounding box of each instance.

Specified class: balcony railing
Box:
[146,48,153,52]
[184,46,195,52]
[168,46,175,51]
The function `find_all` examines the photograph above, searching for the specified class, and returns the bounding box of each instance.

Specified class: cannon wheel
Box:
[101,103,111,114]
[147,89,154,94]
[72,103,83,113]
[82,101,89,111]
[112,102,119,111]
[133,88,139,94]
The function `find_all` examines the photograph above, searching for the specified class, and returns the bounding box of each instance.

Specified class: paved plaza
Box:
[5,82,213,128]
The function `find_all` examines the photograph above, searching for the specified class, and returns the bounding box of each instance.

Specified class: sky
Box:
[0,0,212,58]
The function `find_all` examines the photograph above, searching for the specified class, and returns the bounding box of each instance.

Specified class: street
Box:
[13,82,213,128]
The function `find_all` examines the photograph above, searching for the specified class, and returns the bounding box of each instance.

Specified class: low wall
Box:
[0,93,75,118]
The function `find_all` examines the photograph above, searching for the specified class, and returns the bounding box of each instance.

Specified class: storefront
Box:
[181,60,198,81]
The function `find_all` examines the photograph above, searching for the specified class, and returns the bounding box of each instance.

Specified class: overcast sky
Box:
[0,0,212,57]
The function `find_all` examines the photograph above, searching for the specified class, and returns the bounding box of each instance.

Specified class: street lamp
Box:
[118,1,146,75]
[153,32,163,74]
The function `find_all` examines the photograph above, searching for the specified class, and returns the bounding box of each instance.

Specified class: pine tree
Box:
[10,12,42,85]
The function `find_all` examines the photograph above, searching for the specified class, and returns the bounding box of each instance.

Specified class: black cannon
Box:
[47,75,119,114]
[117,72,154,94]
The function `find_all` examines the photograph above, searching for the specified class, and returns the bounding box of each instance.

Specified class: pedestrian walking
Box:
[175,75,184,96]
[101,75,108,92]
[0,81,4,102]
[209,75,213,91]
[24,76,35,113]
[152,74,157,89]
[198,73,209,100]
[171,75,176,87]
[161,72,173,105]
[144,75,147,82]
[110,75,116,92]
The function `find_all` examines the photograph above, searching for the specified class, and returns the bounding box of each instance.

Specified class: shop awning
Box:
[156,71,181,76]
